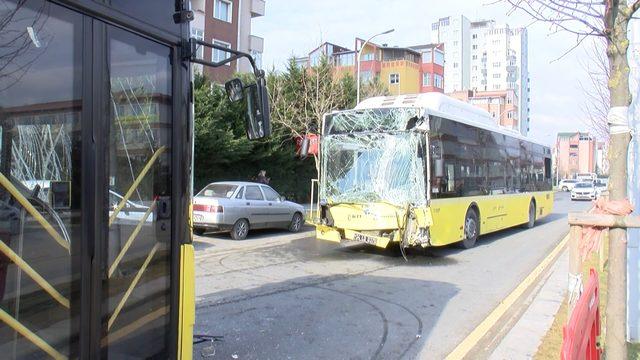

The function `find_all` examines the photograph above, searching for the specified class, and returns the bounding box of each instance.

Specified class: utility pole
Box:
[356,29,394,104]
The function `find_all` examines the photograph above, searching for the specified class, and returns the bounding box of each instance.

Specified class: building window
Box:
[214,0,232,22]
[360,70,373,83]
[434,74,444,88]
[453,41,459,46]
[191,27,205,59]
[493,62,501,67]
[493,73,501,78]
[472,55,478,60]
[434,50,445,66]
[493,84,500,90]
[472,65,478,71]
[390,73,400,84]
[337,53,355,66]
[212,39,231,65]
[423,72,431,86]
[472,45,478,50]
[453,62,459,68]
[361,52,374,61]
[422,49,433,63]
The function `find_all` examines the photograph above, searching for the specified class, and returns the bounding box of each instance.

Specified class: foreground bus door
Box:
[0,1,190,358]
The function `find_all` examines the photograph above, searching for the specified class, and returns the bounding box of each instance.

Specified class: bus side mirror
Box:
[245,79,271,140]
[299,137,310,158]
[225,78,244,102]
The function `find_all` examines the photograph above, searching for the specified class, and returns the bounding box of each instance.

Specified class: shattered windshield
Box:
[324,107,423,134]
[321,131,427,206]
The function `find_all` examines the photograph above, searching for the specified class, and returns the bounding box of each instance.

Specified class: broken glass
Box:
[324,107,424,134]
[320,131,427,206]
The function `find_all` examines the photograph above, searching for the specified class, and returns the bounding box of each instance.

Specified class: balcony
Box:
[249,35,264,53]
[190,0,205,12]
[251,0,265,17]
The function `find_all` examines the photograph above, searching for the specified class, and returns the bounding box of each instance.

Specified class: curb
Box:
[445,233,570,359]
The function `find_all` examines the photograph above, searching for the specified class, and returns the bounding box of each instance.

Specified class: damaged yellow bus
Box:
[315,93,553,249]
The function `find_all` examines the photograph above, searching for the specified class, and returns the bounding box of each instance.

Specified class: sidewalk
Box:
[489,249,568,359]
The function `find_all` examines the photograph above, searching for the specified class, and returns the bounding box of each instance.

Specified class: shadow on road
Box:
[194,274,459,360]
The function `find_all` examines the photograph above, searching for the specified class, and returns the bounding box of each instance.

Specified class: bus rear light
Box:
[193,204,223,213]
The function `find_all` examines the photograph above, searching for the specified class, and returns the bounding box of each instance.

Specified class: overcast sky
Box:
[252,0,599,145]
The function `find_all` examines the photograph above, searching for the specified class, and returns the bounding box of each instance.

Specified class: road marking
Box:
[445,233,570,360]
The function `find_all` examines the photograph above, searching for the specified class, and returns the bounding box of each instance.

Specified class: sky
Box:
[252,0,601,146]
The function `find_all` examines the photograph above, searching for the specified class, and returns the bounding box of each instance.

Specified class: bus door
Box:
[0,1,179,358]
[101,24,174,358]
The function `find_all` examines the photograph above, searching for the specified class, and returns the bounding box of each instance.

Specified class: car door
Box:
[244,185,269,228]
[261,186,292,226]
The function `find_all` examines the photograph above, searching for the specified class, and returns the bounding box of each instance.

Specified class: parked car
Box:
[192,182,305,240]
[559,179,579,192]
[571,182,596,201]
[594,182,608,198]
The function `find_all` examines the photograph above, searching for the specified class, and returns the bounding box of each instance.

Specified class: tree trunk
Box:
[605,3,633,357]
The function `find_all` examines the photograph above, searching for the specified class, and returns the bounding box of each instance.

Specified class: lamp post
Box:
[356,28,394,104]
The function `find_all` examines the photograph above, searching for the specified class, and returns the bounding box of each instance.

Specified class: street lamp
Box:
[356,28,394,104]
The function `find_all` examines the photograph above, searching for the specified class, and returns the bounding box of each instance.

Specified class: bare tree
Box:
[268,57,354,174]
[505,1,639,357]
[579,38,611,142]
[0,0,49,92]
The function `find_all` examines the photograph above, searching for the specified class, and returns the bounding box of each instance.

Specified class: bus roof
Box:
[354,93,544,147]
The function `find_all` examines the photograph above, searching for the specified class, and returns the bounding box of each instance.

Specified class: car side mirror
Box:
[245,77,271,140]
[225,78,244,102]
[279,196,286,202]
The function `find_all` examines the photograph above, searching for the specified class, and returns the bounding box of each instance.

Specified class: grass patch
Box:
[535,235,608,359]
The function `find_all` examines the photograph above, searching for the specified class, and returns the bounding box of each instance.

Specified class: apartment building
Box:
[555,132,597,179]
[449,89,519,130]
[431,15,471,92]
[190,0,265,83]
[296,39,445,96]
[431,15,530,135]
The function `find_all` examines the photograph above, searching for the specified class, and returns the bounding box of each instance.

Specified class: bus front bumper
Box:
[316,225,395,249]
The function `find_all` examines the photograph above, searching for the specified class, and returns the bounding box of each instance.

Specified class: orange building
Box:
[555,132,597,179]
[449,89,519,130]
[296,39,445,96]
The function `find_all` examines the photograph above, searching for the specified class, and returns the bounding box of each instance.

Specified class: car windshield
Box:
[198,184,238,198]
[575,183,593,188]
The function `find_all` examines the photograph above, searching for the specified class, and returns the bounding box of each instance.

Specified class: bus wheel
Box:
[458,209,479,249]
[524,201,536,229]
[231,219,250,240]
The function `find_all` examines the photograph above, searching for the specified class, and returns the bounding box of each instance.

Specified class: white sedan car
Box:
[192,182,305,240]
[571,182,596,201]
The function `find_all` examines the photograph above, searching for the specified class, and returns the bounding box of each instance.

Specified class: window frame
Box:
[389,73,400,85]
[261,186,281,201]
[211,38,232,66]
[245,185,265,201]
[214,0,233,22]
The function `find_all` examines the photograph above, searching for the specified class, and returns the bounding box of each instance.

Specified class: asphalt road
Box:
[192,192,591,359]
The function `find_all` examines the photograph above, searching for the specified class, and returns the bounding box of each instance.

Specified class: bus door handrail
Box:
[0,307,67,360]
[108,200,157,278]
[0,173,69,252]
[107,242,160,330]
[109,146,166,226]
[0,240,70,308]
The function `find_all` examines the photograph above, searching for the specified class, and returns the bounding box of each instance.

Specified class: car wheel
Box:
[289,212,303,233]
[524,201,536,229]
[193,228,205,236]
[230,219,249,240]
[457,209,479,249]
[562,186,568,192]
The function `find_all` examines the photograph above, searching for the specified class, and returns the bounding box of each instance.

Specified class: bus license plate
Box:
[353,233,377,245]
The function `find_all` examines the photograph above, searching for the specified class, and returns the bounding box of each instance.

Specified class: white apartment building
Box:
[431,15,470,93]
[431,16,530,135]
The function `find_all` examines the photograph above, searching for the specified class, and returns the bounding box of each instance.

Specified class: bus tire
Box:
[524,201,536,229]
[230,219,250,240]
[458,209,479,249]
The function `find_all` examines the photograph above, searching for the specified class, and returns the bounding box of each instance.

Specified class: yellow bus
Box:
[315,93,553,249]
